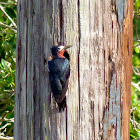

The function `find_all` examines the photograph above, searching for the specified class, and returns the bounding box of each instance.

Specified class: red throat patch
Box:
[58,50,65,58]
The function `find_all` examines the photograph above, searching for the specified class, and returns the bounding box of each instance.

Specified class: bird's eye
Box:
[57,47,61,52]
[58,46,62,51]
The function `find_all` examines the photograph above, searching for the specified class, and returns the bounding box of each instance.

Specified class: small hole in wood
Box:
[64,51,70,61]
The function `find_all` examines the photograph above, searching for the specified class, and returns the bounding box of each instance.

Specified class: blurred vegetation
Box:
[0,0,139,139]
[130,0,140,139]
[0,0,17,139]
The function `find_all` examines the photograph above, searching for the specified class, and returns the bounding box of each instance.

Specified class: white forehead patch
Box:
[58,45,65,51]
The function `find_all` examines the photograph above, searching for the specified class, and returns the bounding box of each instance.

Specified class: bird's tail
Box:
[58,97,66,112]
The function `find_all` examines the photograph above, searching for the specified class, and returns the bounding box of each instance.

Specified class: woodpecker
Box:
[48,45,71,110]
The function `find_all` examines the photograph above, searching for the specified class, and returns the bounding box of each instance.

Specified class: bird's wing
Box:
[59,79,69,103]
[48,60,62,102]
[59,59,70,103]
[60,58,70,83]
[48,58,70,103]
[50,78,62,103]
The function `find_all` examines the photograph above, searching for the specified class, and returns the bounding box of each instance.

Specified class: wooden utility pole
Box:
[15,0,133,140]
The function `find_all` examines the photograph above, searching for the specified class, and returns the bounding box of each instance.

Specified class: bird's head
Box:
[51,45,72,59]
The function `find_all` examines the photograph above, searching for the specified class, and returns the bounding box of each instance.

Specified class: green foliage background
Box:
[0,0,140,139]
[0,0,16,139]
[131,0,140,139]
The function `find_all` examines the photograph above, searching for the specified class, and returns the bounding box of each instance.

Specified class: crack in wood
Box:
[59,0,63,43]
[77,0,81,126]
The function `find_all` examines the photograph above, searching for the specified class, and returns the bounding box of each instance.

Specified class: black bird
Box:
[48,45,71,110]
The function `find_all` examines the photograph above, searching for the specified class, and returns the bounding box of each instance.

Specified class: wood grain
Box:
[15,0,133,139]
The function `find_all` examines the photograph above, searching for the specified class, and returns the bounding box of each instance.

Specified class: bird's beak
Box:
[64,45,72,49]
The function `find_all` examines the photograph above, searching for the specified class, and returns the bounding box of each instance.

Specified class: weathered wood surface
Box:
[15,0,48,139]
[15,0,133,140]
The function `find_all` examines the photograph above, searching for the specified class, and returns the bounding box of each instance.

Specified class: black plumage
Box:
[48,46,70,110]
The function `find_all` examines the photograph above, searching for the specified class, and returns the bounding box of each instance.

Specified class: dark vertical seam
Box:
[53,0,55,43]
[38,3,42,139]
[16,1,21,137]
[39,1,42,136]
[25,17,28,140]
[33,64,35,140]
[66,104,68,140]
[30,1,34,139]
[59,0,63,44]
[77,0,81,133]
